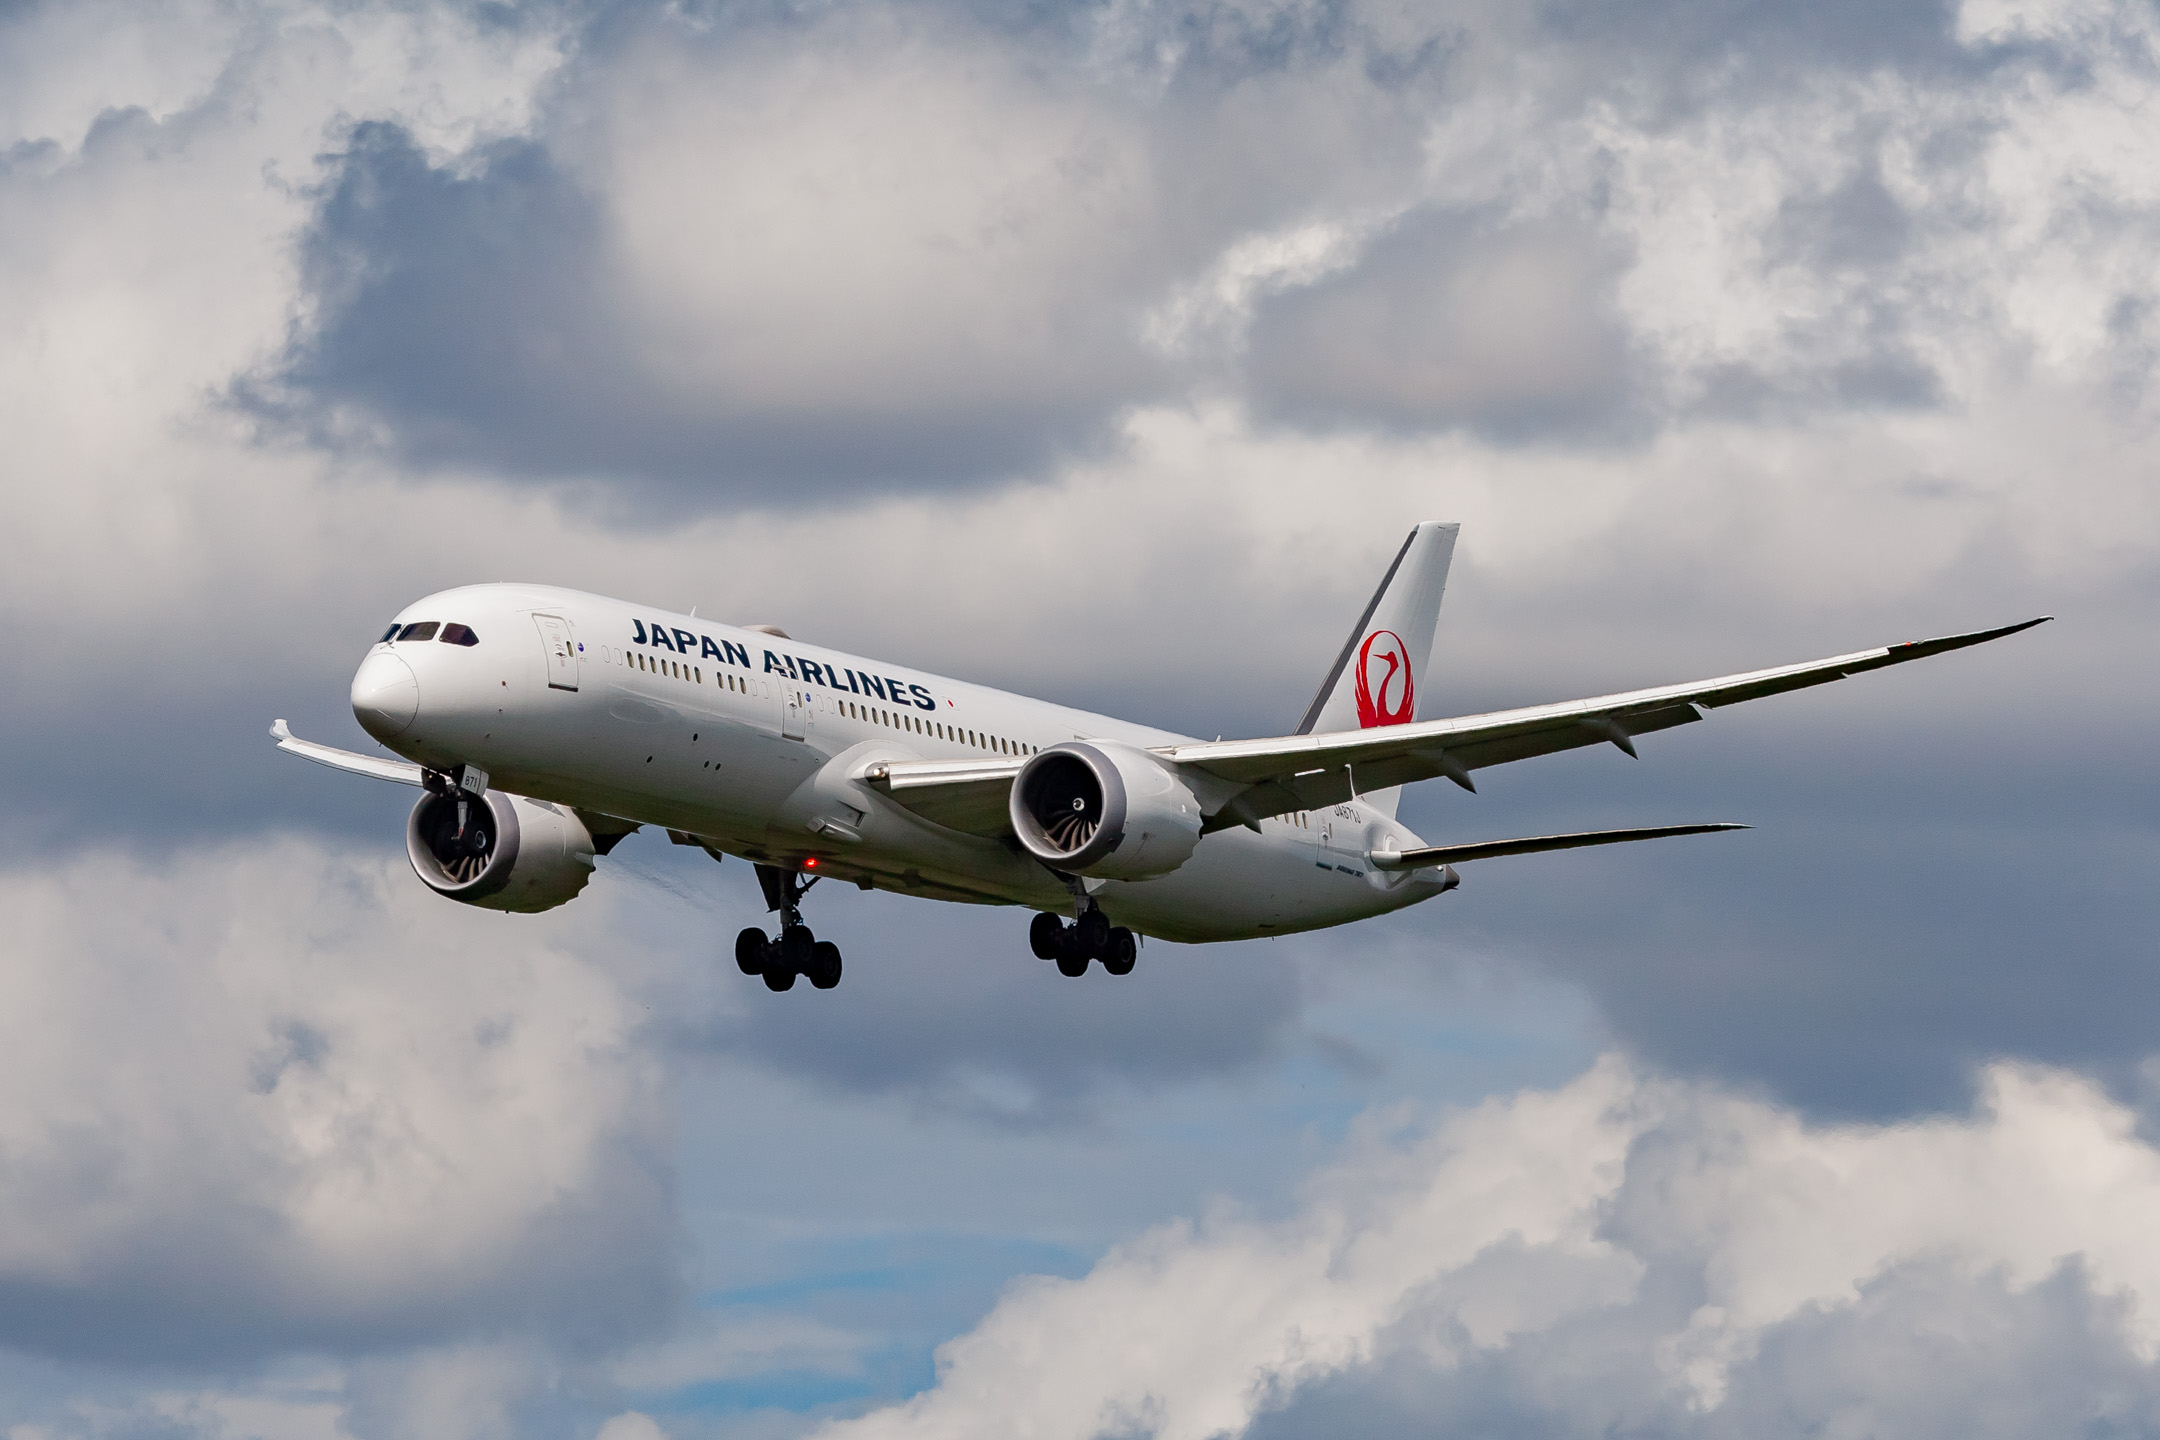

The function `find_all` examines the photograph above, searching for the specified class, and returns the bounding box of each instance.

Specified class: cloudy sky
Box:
[2,0,2157,1433]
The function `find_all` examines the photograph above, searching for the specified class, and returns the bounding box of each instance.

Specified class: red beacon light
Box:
[803,857,819,868]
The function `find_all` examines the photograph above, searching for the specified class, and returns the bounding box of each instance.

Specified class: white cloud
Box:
[567,15,1164,418]
[1142,216,1380,358]
[813,1057,2160,1440]
[593,1412,670,1440]
[0,836,670,1358]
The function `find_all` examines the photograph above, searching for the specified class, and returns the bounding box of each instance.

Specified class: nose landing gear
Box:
[737,864,844,991]
[1029,904,1137,977]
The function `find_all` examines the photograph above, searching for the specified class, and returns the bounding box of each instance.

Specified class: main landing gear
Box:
[737,864,842,991]
[1030,903,1137,977]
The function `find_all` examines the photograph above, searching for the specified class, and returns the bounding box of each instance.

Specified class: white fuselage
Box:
[356,584,1454,942]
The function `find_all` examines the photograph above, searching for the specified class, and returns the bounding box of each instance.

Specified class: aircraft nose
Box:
[351,651,419,740]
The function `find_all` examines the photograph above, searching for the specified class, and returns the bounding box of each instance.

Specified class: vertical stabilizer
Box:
[1295,522,1459,815]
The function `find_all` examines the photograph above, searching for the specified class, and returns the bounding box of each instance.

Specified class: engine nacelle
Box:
[1010,741,1203,880]
[406,789,596,912]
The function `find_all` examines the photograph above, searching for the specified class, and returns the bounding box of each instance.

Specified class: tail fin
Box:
[1296,522,1458,814]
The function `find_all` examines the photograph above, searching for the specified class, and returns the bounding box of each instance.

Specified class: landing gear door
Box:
[533,614,579,692]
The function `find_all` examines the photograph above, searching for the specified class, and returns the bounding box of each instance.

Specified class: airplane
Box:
[272,523,2046,991]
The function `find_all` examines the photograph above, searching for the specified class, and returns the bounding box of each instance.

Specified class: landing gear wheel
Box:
[1029,912,1064,960]
[808,940,843,990]
[1076,906,1112,957]
[762,963,796,991]
[1102,927,1137,976]
[778,924,816,973]
[735,927,768,976]
[1055,930,1090,977]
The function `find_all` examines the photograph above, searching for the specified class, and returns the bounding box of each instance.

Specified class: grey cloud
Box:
[245,4,1516,501]
[1392,697,2160,1122]
[259,11,1181,503]
[618,854,1309,1126]
[250,0,2063,496]
[1245,211,1636,437]
[1537,0,1973,85]
[1770,160,1914,271]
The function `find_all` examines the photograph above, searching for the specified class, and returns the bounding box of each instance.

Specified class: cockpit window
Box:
[439,623,479,646]
[379,624,401,643]
[396,621,439,643]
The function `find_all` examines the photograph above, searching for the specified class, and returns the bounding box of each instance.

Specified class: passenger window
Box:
[396,621,439,642]
[438,623,479,646]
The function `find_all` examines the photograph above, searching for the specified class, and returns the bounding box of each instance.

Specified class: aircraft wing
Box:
[1369,822,1748,869]
[271,718,426,785]
[1163,617,2048,829]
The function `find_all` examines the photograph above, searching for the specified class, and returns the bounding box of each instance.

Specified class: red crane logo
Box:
[1354,630,1415,727]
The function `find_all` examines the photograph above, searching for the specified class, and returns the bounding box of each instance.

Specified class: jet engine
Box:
[1009,741,1203,880]
[406,789,596,912]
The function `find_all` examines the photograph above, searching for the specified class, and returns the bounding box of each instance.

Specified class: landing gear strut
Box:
[737,864,843,991]
[1030,902,1137,977]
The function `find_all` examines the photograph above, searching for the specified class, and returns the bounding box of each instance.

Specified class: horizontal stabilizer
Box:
[1369,822,1749,869]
